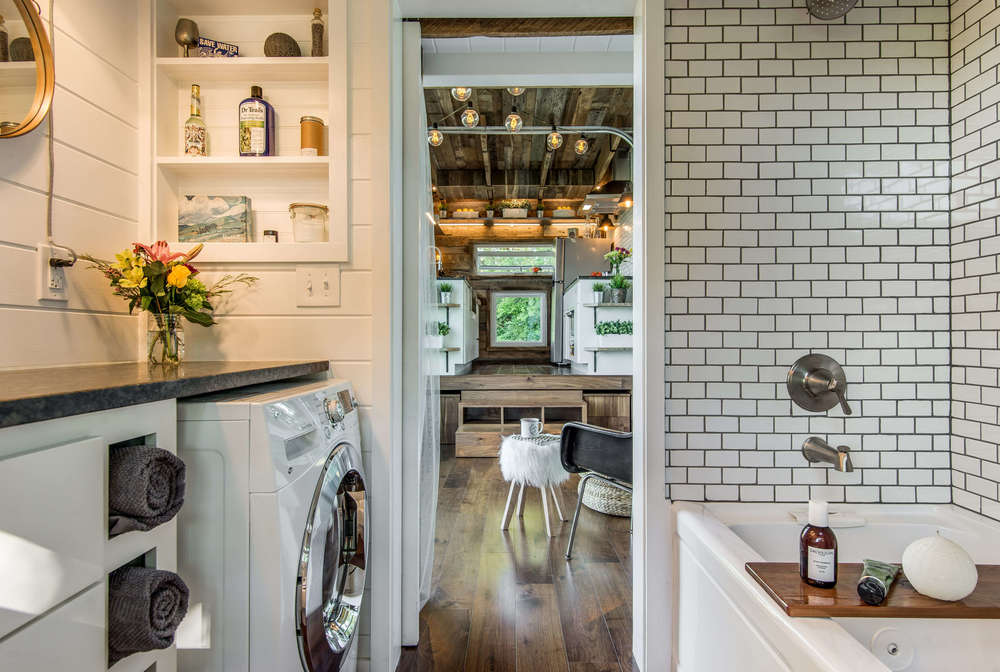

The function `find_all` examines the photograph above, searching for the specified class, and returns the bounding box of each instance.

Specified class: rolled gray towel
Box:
[108,566,189,664]
[109,444,186,536]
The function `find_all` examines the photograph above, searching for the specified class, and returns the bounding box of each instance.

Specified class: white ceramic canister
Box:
[520,418,542,437]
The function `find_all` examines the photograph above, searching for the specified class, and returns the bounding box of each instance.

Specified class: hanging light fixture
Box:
[507,86,526,96]
[619,184,633,209]
[450,86,473,102]
[460,103,480,128]
[545,125,563,151]
[427,123,444,147]
[505,106,523,133]
[574,136,590,155]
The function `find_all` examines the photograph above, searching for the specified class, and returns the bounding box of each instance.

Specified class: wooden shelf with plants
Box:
[438,218,590,226]
[148,0,348,264]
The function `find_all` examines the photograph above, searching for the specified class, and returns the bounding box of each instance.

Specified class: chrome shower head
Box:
[806,0,858,20]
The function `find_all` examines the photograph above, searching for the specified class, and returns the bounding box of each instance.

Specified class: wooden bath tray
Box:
[746,562,1000,618]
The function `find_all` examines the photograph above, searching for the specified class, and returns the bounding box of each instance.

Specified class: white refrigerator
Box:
[550,237,611,364]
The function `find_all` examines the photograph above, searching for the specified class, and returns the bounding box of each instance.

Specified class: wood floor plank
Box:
[420,608,471,671]
[464,552,517,672]
[550,557,621,666]
[515,584,571,672]
[587,562,633,666]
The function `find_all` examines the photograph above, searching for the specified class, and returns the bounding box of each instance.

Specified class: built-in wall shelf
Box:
[156,155,329,179]
[0,61,36,87]
[149,0,349,263]
[156,56,329,83]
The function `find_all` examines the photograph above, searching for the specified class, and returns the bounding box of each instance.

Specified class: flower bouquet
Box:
[82,241,257,365]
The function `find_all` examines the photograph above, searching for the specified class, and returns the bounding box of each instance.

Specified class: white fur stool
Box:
[499,433,569,537]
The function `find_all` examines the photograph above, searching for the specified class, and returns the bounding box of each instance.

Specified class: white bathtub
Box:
[674,503,1000,672]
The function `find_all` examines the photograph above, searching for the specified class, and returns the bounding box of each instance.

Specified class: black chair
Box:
[559,421,632,559]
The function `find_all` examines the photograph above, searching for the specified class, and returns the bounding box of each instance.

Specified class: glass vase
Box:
[147,313,184,366]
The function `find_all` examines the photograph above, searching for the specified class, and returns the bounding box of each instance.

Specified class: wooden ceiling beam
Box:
[436,168,595,187]
[418,18,633,38]
[593,136,623,185]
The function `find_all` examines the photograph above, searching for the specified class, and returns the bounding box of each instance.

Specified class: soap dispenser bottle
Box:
[800,499,838,588]
[238,85,275,157]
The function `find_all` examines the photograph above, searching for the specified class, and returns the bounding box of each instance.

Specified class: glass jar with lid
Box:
[289,203,329,242]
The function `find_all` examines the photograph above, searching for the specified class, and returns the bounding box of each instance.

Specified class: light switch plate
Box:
[37,243,70,302]
[296,266,341,307]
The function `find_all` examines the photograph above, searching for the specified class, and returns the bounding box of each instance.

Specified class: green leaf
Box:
[182,309,215,327]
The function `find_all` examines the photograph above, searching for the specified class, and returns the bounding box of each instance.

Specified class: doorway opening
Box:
[399,14,649,672]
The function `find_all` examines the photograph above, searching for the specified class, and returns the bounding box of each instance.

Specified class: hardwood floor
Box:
[397,445,634,672]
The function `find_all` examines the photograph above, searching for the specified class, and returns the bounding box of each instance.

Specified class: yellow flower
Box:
[113,250,144,271]
[167,264,191,289]
[118,266,147,288]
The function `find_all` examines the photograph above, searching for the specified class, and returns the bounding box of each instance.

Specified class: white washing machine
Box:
[175,378,367,672]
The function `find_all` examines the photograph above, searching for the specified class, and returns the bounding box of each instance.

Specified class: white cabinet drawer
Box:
[0,582,105,671]
[0,437,103,639]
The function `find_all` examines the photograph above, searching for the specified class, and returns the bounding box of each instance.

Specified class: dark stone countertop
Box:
[0,360,330,429]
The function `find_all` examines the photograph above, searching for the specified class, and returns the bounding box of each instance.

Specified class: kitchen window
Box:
[491,291,547,347]
[475,243,556,275]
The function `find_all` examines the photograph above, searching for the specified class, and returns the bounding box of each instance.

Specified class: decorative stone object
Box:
[10,36,33,62]
[902,534,979,602]
[264,32,301,57]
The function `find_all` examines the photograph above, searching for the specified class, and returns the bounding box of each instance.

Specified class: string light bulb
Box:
[505,106,523,133]
[427,123,443,147]
[460,104,480,128]
[619,188,633,209]
[450,87,473,102]
[545,125,563,151]
[574,136,590,155]
[507,86,526,96]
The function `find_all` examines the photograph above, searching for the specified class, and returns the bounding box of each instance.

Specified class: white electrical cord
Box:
[44,0,75,265]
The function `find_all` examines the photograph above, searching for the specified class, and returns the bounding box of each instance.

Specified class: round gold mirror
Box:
[0,0,54,138]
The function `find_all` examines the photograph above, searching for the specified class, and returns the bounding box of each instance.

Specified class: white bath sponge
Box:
[902,534,979,602]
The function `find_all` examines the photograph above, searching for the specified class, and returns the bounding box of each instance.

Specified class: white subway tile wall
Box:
[664,0,953,504]
[951,0,1000,522]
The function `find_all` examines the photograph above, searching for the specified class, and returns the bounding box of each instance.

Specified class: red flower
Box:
[134,240,186,264]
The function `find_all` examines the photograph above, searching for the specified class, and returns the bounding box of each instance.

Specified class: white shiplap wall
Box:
[950,0,1000,523]
[0,0,140,368]
[664,0,953,504]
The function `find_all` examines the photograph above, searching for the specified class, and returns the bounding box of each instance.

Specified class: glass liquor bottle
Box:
[184,84,207,156]
[238,85,275,157]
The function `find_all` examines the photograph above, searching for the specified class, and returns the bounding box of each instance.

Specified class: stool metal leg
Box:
[539,486,553,538]
[549,484,566,521]
[516,482,526,518]
[501,481,517,531]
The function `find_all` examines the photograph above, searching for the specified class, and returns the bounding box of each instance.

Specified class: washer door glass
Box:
[296,444,367,672]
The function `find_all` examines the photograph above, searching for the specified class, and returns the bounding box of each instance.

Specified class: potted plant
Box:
[428,321,450,349]
[81,241,257,365]
[485,203,495,219]
[438,282,453,304]
[595,319,633,348]
[608,274,631,303]
[499,198,531,219]
[591,282,606,305]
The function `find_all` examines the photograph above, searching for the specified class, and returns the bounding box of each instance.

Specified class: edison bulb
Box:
[427,125,443,147]
[461,106,480,128]
[546,127,563,151]
[450,87,473,102]
[507,86,526,96]
[574,137,589,155]
[505,108,523,133]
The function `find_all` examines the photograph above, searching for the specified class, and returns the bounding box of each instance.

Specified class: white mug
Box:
[520,418,542,437]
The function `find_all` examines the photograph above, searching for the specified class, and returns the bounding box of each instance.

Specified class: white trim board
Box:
[397,0,634,17]
[422,51,633,88]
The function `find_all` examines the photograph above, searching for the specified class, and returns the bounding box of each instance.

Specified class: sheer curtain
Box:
[416,105,440,609]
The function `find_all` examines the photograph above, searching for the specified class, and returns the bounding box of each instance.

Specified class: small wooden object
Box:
[746,562,1000,618]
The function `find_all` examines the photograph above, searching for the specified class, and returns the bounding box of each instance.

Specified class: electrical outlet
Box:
[296,265,341,307]
[37,243,69,302]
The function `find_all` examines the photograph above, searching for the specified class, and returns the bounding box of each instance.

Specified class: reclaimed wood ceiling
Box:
[426,87,633,203]
[418,17,634,38]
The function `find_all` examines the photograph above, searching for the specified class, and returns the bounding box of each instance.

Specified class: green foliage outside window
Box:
[495,295,543,343]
